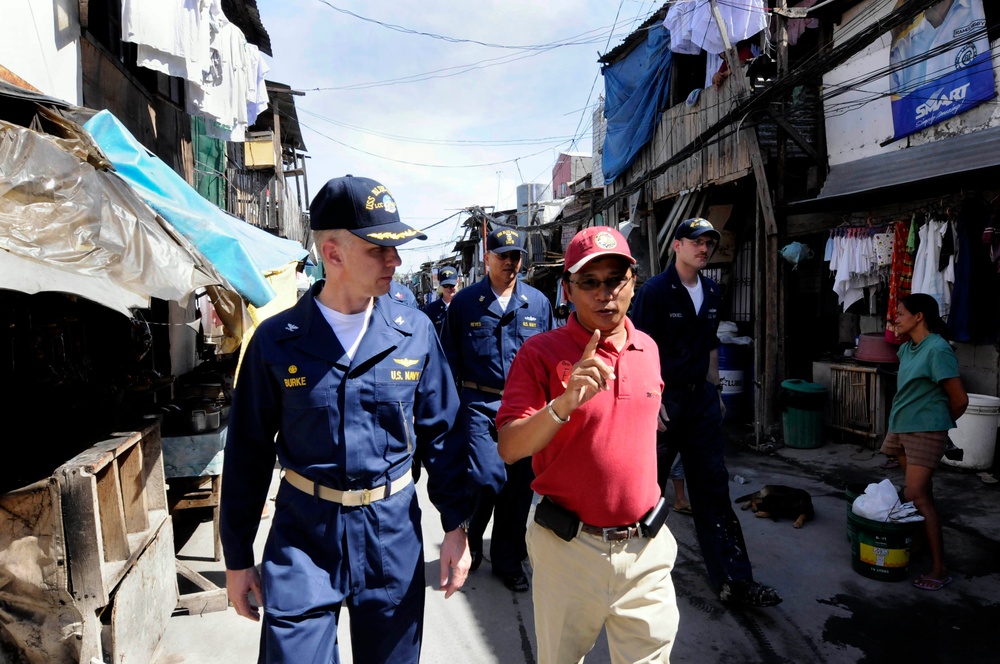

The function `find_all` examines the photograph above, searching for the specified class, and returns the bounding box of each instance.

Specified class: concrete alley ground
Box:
[155,434,1000,664]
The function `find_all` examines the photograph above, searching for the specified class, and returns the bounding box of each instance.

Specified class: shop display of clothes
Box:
[910,218,956,320]
[824,214,985,343]
[948,202,1000,343]
[885,220,915,344]
[825,227,884,311]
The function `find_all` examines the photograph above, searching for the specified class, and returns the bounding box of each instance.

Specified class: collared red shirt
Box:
[496,315,663,527]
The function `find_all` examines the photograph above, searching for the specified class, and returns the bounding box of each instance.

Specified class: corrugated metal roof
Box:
[222,0,272,56]
[599,3,670,64]
[789,126,1000,211]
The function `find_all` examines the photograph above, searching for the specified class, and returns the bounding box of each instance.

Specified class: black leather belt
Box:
[461,380,504,395]
[580,522,644,542]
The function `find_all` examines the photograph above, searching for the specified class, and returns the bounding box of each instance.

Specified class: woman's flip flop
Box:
[912,574,953,591]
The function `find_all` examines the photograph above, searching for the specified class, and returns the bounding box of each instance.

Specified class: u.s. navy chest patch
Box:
[377,357,424,383]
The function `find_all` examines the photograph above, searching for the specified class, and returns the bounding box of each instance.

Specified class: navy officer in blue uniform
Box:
[388,278,419,308]
[630,217,781,608]
[441,226,553,592]
[421,265,459,337]
[220,175,472,663]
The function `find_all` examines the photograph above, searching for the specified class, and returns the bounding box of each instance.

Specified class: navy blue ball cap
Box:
[674,217,721,243]
[487,226,527,254]
[438,265,458,286]
[309,175,427,246]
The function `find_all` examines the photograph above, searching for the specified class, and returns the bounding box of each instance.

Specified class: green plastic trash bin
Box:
[780,379,827,449]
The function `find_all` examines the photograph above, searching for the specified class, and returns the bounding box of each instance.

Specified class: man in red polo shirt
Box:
[496,226,677,664]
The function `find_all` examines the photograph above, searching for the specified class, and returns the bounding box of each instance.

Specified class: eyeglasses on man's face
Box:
[683,237,717,250]
[567,273,635,292]
[442,284,456,289]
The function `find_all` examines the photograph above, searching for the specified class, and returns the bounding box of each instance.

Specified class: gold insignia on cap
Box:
[288,365,298,374]
[394,358,419,368]
[594,231,617,249]
[367,228,422,240]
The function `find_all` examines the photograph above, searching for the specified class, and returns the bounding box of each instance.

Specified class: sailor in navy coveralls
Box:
[630,217,781,609]
[220,175,471,663]
[421,265,459,337]
[440,227,553,592]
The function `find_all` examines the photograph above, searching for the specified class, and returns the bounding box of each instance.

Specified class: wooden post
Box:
[710,0,781,433]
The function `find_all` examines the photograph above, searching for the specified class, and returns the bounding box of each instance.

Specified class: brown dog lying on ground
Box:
[734,485,814,528]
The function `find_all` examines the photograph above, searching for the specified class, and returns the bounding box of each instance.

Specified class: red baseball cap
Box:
[563,226,635,274]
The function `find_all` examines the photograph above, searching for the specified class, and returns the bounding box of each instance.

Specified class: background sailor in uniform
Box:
[422,265,459,338]
[440,226,553,592]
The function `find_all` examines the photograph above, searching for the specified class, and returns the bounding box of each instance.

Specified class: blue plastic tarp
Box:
[84,111,308,308]
[602,24,673,185]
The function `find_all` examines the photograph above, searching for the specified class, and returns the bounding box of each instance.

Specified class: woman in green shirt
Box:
[881,293,968,591]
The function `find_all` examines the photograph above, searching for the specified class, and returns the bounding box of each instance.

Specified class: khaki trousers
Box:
[526,519,679,664]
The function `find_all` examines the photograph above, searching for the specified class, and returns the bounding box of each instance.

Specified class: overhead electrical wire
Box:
[296,107,581,146]
[313,0,635,51]
[286,111,576,169]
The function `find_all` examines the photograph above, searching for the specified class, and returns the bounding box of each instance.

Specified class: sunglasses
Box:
[567,274,635,292]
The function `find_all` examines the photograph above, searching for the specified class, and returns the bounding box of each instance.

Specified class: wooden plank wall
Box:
[608,83,752,205]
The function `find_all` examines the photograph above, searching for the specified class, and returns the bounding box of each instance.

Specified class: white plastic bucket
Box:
[944,393,1000,470]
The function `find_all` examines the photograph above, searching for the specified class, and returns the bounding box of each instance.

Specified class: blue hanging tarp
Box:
[84,110,308,308]
[602,24,673,185]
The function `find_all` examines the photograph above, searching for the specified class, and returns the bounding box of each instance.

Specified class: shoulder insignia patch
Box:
[285,323,299,331]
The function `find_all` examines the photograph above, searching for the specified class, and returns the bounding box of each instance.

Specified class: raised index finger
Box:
[580,329,601,361]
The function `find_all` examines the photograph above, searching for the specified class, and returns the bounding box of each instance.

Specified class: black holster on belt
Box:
[639,496,669,538]
[534,496,580,541]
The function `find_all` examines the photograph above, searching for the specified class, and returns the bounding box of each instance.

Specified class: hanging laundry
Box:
[886,221,914,344]
[663,0,768,57]
[829,228,879,311]
[911,218,955,319]
[873,229,894,266]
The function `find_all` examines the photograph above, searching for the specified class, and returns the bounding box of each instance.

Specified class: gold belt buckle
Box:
[360,488,372,506]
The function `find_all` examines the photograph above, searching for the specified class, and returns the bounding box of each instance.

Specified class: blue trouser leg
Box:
[467,486,496,553]
[658,385,753,590]
[489,456,534,576]
[259,483,425,663]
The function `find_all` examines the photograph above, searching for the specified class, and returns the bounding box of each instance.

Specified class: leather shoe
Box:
[469,549,483,572]
[499,573,529,592]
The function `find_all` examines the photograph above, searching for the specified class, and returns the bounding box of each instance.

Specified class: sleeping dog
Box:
[734,485,814,528]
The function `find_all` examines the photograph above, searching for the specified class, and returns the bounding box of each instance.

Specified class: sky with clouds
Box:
[256,0,660,274]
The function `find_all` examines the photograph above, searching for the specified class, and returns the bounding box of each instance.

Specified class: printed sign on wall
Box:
[889,0,995,140]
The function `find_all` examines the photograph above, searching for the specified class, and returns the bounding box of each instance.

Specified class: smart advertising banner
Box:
[889,0,995,140]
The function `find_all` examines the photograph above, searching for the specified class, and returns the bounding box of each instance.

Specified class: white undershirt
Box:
[684,277,704,314]
[493,287,511,312]
[315,297,373,361]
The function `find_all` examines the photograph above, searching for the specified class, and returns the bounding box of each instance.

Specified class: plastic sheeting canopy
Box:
[84,111,308,308]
